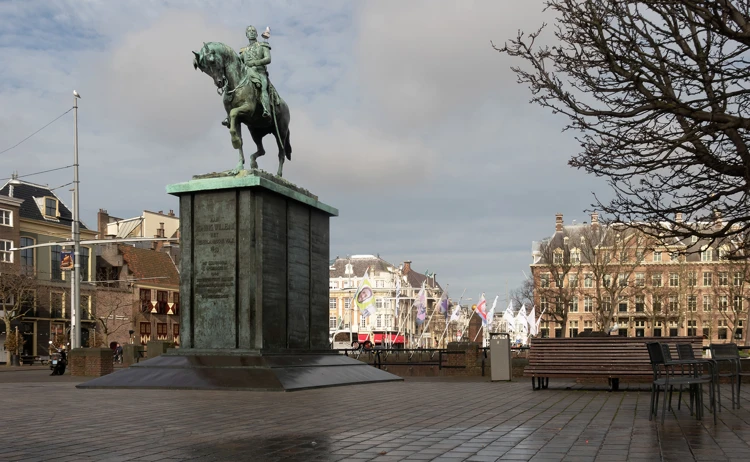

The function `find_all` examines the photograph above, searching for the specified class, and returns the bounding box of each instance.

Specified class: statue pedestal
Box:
[79,171,401,390]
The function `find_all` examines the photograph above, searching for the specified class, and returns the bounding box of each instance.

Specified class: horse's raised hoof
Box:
[221,118,230,129]
[250,161,259,170]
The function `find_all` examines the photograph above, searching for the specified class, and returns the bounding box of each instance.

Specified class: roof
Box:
[0,179,89,229]
[329,255,442,289]
[118,244,180,288]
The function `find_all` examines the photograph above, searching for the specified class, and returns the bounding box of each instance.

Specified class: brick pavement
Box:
[1,371,749,461]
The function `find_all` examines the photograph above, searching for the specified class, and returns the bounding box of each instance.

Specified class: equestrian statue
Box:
[193,26,291,176]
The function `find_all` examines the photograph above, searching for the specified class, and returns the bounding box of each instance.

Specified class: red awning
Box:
[358,334,370,342]
[373,333,405,344]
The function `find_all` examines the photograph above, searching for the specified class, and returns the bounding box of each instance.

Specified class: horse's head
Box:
[193,42,231,90]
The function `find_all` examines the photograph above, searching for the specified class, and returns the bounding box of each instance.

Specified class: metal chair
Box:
[676,343,716,414]
[710,343,750,409]
[646,342,715,424]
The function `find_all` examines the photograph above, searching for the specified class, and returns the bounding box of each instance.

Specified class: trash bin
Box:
[490,332,512,381]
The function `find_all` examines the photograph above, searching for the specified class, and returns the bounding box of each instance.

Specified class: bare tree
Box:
[511,276,535,308]
[0,269,37,365]
[94,288,136,347]
[497,1,750,250]
[537,236,579,337]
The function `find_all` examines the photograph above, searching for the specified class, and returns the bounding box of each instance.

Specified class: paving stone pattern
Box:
[1,372,749,461]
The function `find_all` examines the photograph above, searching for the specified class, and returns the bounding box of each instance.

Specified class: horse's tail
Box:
[285,131,292,160]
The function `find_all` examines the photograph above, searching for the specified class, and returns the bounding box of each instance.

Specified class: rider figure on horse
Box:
[241,25,272,118]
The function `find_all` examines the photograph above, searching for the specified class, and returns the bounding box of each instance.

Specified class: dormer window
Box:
[701,246,713,262]
[553,250,563,265]
[570,249,581,264]
[44,197,58,218]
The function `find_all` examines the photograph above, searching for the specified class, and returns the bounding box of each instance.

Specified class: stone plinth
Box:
[69,348,114,377]
[79,171,401,391]
[147,341,175,359]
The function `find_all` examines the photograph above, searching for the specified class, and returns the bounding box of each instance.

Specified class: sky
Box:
[0,0,609,303]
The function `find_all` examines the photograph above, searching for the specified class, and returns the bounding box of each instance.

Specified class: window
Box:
[584,296,593,313]
[80,294,91,320]
[603,274,612,288]
[51,245,62,280]
[172,292,180,315]
[140,289,152,312]
[553,251,563,265]
[635,295,645,312]
[584,320,593,332]
[569,274,578,288]
[540,274,550,288]
[719,295,729,311]
[718,319,728,340]
[375,298,385,310]
[687,295,697,312]
[329,298,336,311]
[618,274,628,287]
[653,295,662,312]
[701,247,713,262]
[156,323,168,340]
[329,280,337,289]
[670,252,679,262]
[703,272,713,287]
[0,209,11,226]
[652,273,662,287]
[635,273,645,287]
[719,247,727,260]
[44,198,58,217]
[569,298,578,313]
[703,295,712,312]
[584,273,593,288]
[687,320,697,337]
[0,293,12,306]
[50,292,64,318]
[376,315,382,328]
[718,272,728,286]
[734,295,743,311]
[20,237,34,273]
[344,299,351,311]
[375,280,385,288]
[540,321,550,338]
[21,290,36,316]
[703,326,711,340]
[618,299,628,313]
[735,272,744,287]
[359,315,367,328]
[669,273,679,287]
[654,321,663,337]
[80,247,90,281]
[687,272,697,287]
[668,295,678,312]
[569,320,579,338]
[636,249,645,261]
[635,320,646,337]
[540,297,548,311]
[602,296,612,312]
[140,322,151,344]
[156,290,168,314]
[329,316,338,329]
[0,239,12,263]
[653,251,662,262]
[173,324,180,345]
[669,321,679,337]
[570,249,581,263]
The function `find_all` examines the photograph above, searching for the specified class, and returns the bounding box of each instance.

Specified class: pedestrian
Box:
[114,343,123,364]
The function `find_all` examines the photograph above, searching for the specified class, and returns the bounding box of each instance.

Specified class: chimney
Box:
[159,222,165,238]
[555,213,563,232]
[97,209,110,239]
[591,212,599,231]
[714,209,723,230]
[675,212,683,224]
[168,209,175,217]
[403,260,412,274]
[8,184,13,197]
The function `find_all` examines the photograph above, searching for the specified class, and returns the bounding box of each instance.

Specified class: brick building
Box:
[531,213,750,345]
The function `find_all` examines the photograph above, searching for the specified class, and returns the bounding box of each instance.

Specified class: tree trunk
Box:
[4,319,12,367]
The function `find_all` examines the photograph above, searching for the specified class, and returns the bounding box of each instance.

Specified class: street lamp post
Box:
[71,90,81,349]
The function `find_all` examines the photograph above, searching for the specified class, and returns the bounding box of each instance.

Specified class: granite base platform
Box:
[77,351,402,391]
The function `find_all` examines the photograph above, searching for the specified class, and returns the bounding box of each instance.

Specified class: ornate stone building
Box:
[531,213,749,345]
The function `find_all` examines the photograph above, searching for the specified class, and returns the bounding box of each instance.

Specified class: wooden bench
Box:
[524,336,704,391]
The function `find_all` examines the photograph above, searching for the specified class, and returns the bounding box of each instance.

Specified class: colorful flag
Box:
[354,269,376,318]
[515,304,528,333]
[502,301,516,331]
[394,278,401,318]
[415,283,427,325]
[449,304,461,322]
[475,293,487,323]
[525,305,537,336]
[486,295,498,327]
[437,291,450,316]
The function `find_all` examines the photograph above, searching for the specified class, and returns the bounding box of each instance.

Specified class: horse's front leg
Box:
[249,130,266,170]
[228,105,252,174]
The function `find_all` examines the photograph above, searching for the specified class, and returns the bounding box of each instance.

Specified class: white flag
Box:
[515,304,528,333]
[394,278,401,318]
[449,304,461,322]
[486,295,498,327]
[502,301,516,331]
[525,305,537,336]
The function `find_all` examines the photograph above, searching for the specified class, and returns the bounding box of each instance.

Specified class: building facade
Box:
[531,213,750,345]
[329,255,444,348]
[0,178,99,360]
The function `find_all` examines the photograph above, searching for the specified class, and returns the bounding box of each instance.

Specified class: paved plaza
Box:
[1,369,749,462]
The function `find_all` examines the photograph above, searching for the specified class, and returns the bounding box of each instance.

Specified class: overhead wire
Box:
[0,107,74,156]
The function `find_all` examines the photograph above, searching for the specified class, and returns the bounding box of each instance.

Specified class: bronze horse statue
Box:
[193,42,291,176]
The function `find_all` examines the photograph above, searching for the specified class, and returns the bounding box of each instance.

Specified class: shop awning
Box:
[374,333,405,344]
